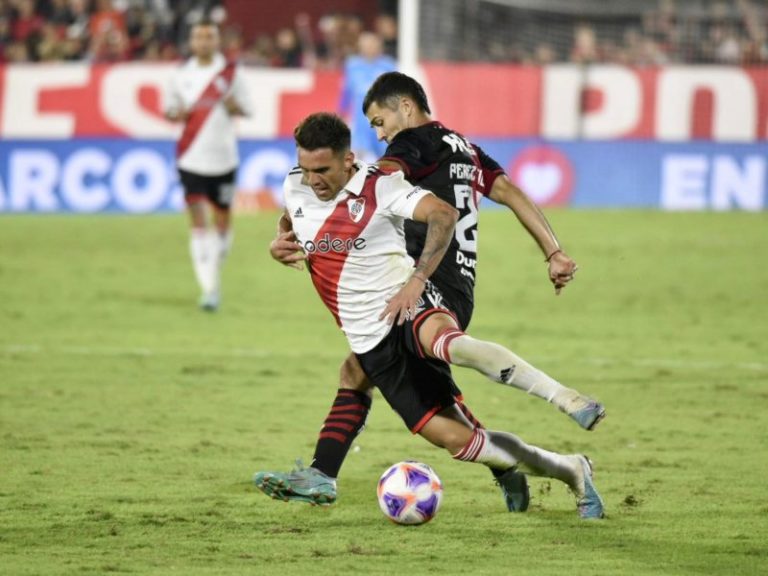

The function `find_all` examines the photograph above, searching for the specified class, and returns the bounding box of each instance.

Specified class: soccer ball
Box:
[377,461,443,525]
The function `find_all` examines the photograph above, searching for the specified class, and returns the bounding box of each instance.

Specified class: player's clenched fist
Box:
[547,250,578,295]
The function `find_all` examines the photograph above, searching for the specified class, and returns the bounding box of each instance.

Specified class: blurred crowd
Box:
[1,0,766,66]
[231,11,397,69]
[423,0,768,66]
[0,0,398,65]
[566,0,768,65]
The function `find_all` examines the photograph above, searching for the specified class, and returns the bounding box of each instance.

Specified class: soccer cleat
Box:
[571,455,605,519]
[495,468,530,512]
[199,291,220,312]
[568,398,606,431]
[253,460,337,506]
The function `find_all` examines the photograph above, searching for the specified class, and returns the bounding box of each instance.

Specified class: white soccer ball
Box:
[377,461,443,525]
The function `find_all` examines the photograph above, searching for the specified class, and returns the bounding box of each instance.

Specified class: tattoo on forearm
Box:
[415,212,455,278]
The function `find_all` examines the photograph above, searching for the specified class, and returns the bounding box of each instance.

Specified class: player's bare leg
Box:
[416,402,529,512]
[418,312,605,431]
[420,406,604,519]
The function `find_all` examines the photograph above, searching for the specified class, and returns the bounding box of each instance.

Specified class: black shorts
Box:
[435,282,474,332]
[178,168,236,209]
[355,281,461,433]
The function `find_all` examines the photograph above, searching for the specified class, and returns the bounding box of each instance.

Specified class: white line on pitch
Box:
[1,344,766,372]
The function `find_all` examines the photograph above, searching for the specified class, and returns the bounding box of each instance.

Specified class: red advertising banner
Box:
[0,63,766,141]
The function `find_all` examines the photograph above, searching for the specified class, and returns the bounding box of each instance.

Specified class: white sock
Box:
[189,228,215,295]
[435,330,583,412]
[214,228,234,261]
[208,229,233,295]
[453,428,577,488]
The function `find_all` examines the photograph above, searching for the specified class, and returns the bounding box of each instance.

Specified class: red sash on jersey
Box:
[176,61,236,159]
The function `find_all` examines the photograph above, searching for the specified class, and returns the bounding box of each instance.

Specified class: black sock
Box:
[311,389,372,478]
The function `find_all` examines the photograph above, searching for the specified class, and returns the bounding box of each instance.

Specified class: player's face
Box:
[366,100,410,145]
[297,147,355,201]
[190,25,219,60]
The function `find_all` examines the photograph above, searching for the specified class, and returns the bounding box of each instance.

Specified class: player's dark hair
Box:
[294,113,351,154]
[362,72,431,115]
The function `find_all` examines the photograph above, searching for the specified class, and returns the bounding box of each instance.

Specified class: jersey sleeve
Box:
[375,170,433,219]
[230,66,254,117]
[472,143,505,196]
[163,71,183,116]
[282,171,298,216]
[380,130,440,181]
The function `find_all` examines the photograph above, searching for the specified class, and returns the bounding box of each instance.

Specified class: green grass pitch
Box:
[1,210,767,575]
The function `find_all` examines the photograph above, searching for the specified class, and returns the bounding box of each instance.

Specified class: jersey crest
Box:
[347,197,366,223]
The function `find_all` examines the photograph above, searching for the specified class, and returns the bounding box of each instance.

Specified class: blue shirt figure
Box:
[339,33,397,161]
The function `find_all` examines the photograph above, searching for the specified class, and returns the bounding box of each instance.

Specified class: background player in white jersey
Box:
[164,19,253,311]
[267,73,604,511]
[254,113,605,520]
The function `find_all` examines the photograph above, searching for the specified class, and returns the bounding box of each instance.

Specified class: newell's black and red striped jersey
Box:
[380,121,504,302]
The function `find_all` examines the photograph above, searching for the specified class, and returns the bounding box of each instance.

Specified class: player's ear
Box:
[344,150,355,168]
[400,97,412,117]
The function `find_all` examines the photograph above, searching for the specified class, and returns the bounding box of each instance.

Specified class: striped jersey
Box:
[164,53,252,175]
[283,161,432,353]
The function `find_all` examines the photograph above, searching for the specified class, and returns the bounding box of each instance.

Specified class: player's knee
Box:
[419,415,473,453]
[339,355,372,393]
[430,327,465,363]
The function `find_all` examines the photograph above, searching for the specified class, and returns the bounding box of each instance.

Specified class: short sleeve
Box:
[472,143,505,195]
[375,170,433,219]
[380,130,440,180]
[163,71,182,116]
[231,66,254,116]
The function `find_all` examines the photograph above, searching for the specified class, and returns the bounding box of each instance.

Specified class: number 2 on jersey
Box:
[453,184,478,253]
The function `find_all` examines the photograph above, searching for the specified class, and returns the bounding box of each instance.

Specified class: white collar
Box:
[343,160,369,197]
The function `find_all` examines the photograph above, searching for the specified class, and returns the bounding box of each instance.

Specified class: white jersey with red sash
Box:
[164,53,252,175]
[284,161,433,353]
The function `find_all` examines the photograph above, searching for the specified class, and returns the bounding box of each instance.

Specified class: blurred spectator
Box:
[220,23,242,61]
[570,23,599,64]
[533,42,557,65]
[12,0,44,43]
[373,13,396,58]
[88,0,129,61]
[65,0,91,58]
[273,26,302,67]
[241,33,276,67]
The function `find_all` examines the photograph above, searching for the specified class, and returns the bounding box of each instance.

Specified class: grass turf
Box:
[1,210,767,575]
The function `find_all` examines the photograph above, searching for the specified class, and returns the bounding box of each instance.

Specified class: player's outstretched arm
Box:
[380,195,458,325]
[269,212,306,270]
[488,174,578,295]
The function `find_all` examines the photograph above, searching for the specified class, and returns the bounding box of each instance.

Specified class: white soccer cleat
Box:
[199,291,220,312]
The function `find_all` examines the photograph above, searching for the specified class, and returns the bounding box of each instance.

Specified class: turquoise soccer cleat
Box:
[253,460,337,506]
[495,467,530,512]
[568,399,606,431]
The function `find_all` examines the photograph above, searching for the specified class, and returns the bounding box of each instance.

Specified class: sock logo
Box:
[500,366,516,384]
